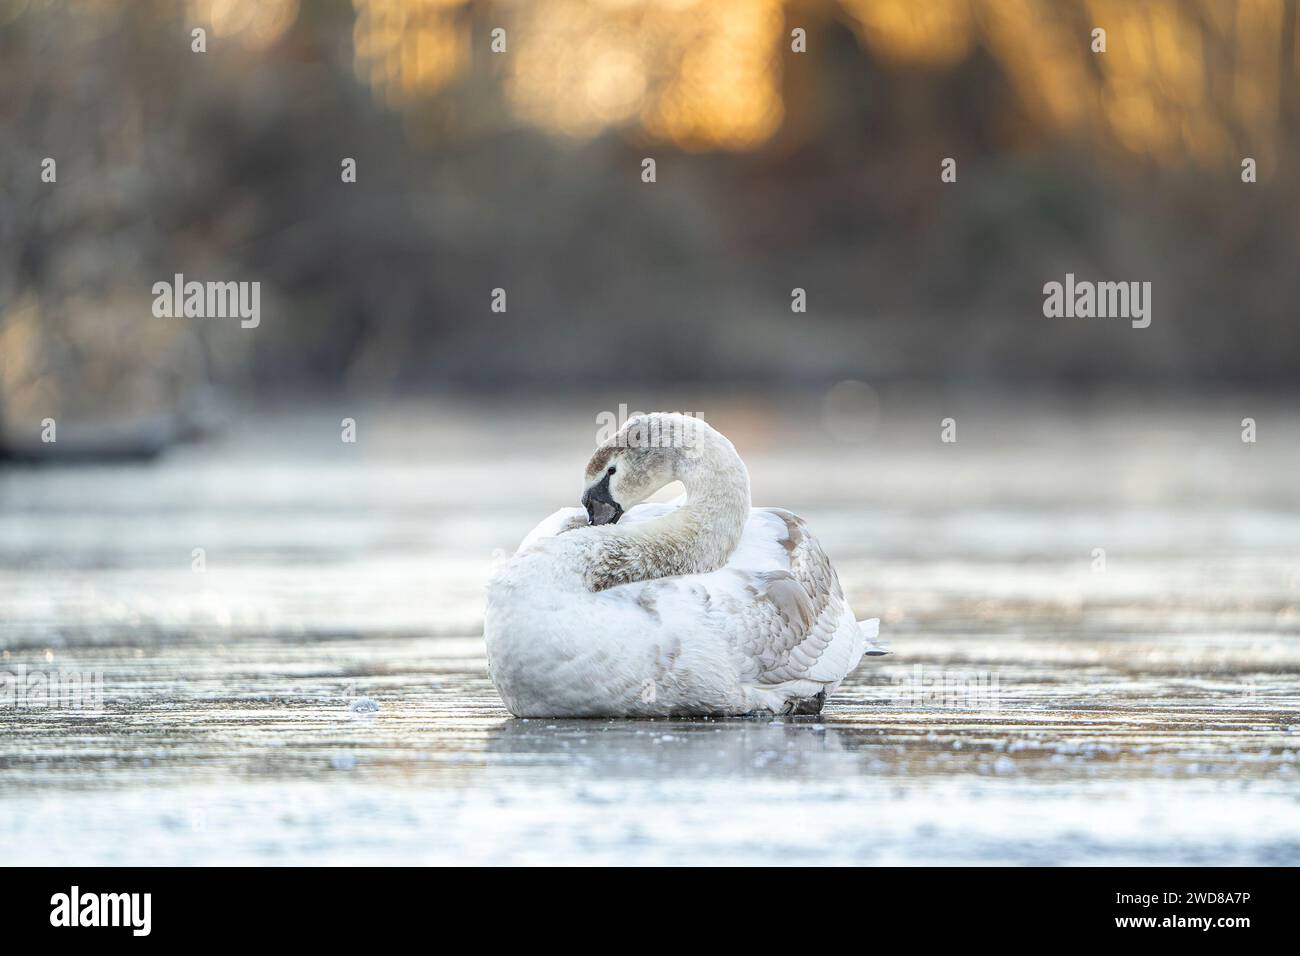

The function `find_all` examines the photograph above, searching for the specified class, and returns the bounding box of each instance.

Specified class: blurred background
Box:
[2,0,1299,450]
[4,1,1300,866]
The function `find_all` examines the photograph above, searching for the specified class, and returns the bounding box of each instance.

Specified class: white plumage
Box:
[484,414,884,717]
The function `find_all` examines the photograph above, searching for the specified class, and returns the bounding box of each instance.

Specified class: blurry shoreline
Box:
[3,380,1296,465]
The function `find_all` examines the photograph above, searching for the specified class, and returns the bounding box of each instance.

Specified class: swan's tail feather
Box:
[858,618,889,656]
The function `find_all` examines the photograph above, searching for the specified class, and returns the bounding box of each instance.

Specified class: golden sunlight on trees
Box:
[188,0,300,51]
[843,0,975,67]
[351,0,469,106]
[340,0,1298,165]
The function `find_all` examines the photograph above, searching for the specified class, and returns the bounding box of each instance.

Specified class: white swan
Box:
[484,413,884,717]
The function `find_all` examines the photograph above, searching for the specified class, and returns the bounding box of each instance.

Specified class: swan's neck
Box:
[586,438,751,591]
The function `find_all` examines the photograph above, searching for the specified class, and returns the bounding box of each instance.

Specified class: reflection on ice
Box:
[486,717,868,781]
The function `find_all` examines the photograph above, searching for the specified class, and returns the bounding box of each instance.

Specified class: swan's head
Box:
[581,413,701,525]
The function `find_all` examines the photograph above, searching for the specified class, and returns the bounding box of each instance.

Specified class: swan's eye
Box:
[607,467,616,476]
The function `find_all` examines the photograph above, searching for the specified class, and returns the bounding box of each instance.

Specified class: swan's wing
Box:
[516,502,679,553]
[721,508,875,687]
[617,508,877,692]
[517,508,588,552]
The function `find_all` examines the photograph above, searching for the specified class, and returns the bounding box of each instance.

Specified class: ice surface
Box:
[3,399,1299,864]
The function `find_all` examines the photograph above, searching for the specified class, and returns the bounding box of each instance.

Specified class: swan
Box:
[484,412,885,717]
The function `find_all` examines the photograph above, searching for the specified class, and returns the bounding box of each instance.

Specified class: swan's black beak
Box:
[582,474,623,526]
